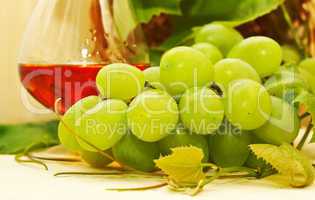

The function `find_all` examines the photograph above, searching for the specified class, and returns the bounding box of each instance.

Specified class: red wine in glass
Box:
[19,63,149,114]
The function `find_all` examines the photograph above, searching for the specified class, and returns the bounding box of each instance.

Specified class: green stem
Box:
[14,143,48,170]
[107,182,168,192]
[201,163,218,169]
[29,155,81,162]
[15,154,48,170]
[221,166,257,175]
[54,171,165,178]
[297,121,313,150]
[299,112,311,120]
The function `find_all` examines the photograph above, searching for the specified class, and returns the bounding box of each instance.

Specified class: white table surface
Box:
[1,144,315,200]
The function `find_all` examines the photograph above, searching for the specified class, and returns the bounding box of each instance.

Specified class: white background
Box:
[0,153,314,200]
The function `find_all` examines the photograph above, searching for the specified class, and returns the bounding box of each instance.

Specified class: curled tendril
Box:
[15,143,48,170]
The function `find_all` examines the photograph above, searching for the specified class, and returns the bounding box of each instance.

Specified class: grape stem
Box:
[107,182,168,192]
[15,143,48,170]
[299,112,311,120]
[28,154,81,162]
[54,171,165,178]
[297,121,313,150]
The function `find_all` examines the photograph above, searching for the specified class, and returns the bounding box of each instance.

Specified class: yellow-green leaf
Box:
[154,146,205,187]
[250,143,314,187]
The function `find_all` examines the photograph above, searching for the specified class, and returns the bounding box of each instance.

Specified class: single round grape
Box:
[158,128,209,162]
[160,46,214,96]
[228,36,282,77]
[80,149,112,168]
[265,69,304,98]
[225,79,272,130]
[195,23,243,55]
[298,58,315,94]
[112,134,160,172]
[143,67,164,90]
[179,87,224,134]
[208,121,251,167]
[96,63,145,100]
[281,45,301,64]
[254,96,300,145]
[77,99,128,152]
[58,96,101,152]
[214,58,261,93]
[192,43,223,64]
[127,89,179,142]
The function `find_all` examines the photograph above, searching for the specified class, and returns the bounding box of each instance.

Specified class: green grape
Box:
[80,149,112,168]
[298,58,315,94]
[264,69,304,98]
[254,96,300,145]
[208,121,251,167]
[179,87,224,134]
[195,23,243,55]
[160,46,214,96]
[58,96,101,152]
[281,45,301,64]
[228,36,282,77]
[77,99,128,152]
[158,128,209,162]
[143,67,164,90]
[225,79,272,130]
[96,63,145,100]
[127,89,179,142]
[112,134,160,172]
[192,43,223,64]
[214,58,261,93]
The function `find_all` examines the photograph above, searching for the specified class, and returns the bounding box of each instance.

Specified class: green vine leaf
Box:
[182,0,285,26]
[249,143,314,187]
[154,146,205,187]
[131,0,182,24]
[0,121,59,154]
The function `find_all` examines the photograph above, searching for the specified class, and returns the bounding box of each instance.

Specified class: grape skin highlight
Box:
[58,96,101,152]
[214,58,261,94]
[225,79,272,130]
[77,99,128,152]
[192,43,223,64]
[254,96,300,145]
[96,63,145,100]
[228,36,282,78]
[195,23,243,55]
[160,46,214,96]
[127,89,179,142]
[143,67,164,90]
[179,87,224,135]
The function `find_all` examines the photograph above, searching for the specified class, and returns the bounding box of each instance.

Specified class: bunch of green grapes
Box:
[57,23,306,172]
